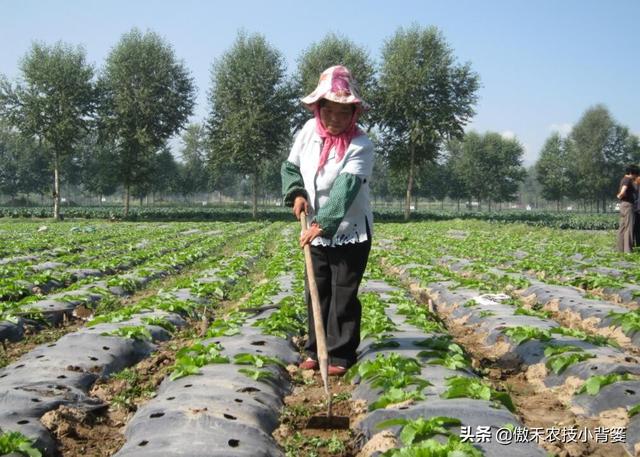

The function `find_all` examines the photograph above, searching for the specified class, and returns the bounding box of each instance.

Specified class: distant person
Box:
[616,164,640,253]
[634,175,640,248]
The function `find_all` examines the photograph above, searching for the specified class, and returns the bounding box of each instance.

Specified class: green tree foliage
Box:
[482,132,527,206]
[443,139,471,209]
[178,123,209,199]
[519,165,543,209]
[131,147,180,203]
[567,105,640,211]
[151,147,180,198]
[76,134,120,202]
[98,28,195,215]
[0,123,49,199]
[294,32,375,129]
[375,25,480,219]
[535,132,573,210]
[446,132,526,209]
[415,160,450,205]
[208,31,293,218]
[0,41,94,218]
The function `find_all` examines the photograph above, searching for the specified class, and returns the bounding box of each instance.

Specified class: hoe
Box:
[300,213,350,430]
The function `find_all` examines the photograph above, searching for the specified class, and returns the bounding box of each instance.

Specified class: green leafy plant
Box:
[346,354,430,391]
[233,353,285,368]
[570,273,624,291]
[238,367,274,382]
[141,316,176,333]
[479,310,495,318]
[170,342,229,381]
[102,325,152,341]
[377,416,462,445]
[514,307,552,319]
[441,376,515,412]
[371,340,402,350]
[107,276,138,293]
[424,352,471,371]
[206,314,245,337]
[369,387,425,411]
[608,310,640,335]
[503,326,551,345]
[545,351,595,375]
[88,304,147,326]
[109,368,155,409]
[0,431,42,457]
[550,327,618,348]
[576,373,636,396]
[413,335,454,351]
[151,295,199,315]
[628,403,640,418]
[252,295,305,338]
[417,339,471,370]
[380,435,483,457]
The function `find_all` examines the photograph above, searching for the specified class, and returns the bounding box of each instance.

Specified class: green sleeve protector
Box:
[281,161,308,206]
[315,172,362,237]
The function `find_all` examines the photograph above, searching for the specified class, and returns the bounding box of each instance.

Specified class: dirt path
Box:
[274,365,365,457]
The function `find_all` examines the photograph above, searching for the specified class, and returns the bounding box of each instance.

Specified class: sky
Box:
[1,0,639,166]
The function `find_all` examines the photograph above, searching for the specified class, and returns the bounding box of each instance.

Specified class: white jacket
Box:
[287,119,374,247]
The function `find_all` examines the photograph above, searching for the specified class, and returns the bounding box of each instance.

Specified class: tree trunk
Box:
[404,143,415,221]
[124,184,130,217]
[252,172,258,219]
[53,153,61,220]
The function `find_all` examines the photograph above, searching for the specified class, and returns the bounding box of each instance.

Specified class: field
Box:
[1,218,639,457]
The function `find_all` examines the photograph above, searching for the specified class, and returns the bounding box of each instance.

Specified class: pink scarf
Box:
[313,104,362,172]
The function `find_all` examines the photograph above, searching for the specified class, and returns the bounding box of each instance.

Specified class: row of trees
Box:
[536,105,640,212]
[1,25,637,219]
[1,25,483,219]
[0,30,194,218]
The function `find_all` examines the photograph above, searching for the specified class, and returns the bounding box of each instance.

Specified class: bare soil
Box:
[273,365,364,457]
[42,329,192,457]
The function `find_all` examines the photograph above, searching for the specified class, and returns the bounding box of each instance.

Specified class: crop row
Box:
[0,224,192,280]
[0,207,620,230]
[0,223,281,456]
[0,221,193,259]
[374,223,639,455]
[115,226,305,456]
[383,220,640,301]
[0,227,220,303]
[376,223,640,347]
[0,223,259,345]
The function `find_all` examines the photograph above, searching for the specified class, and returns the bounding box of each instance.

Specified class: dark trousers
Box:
[304,238,371,368]
[635,211,640,248]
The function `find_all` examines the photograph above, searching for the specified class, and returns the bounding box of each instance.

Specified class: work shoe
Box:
[328,365,347,376]
[299,358,318,370]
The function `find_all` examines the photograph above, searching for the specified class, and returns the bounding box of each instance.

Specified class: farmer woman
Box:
[281,65,374,376]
